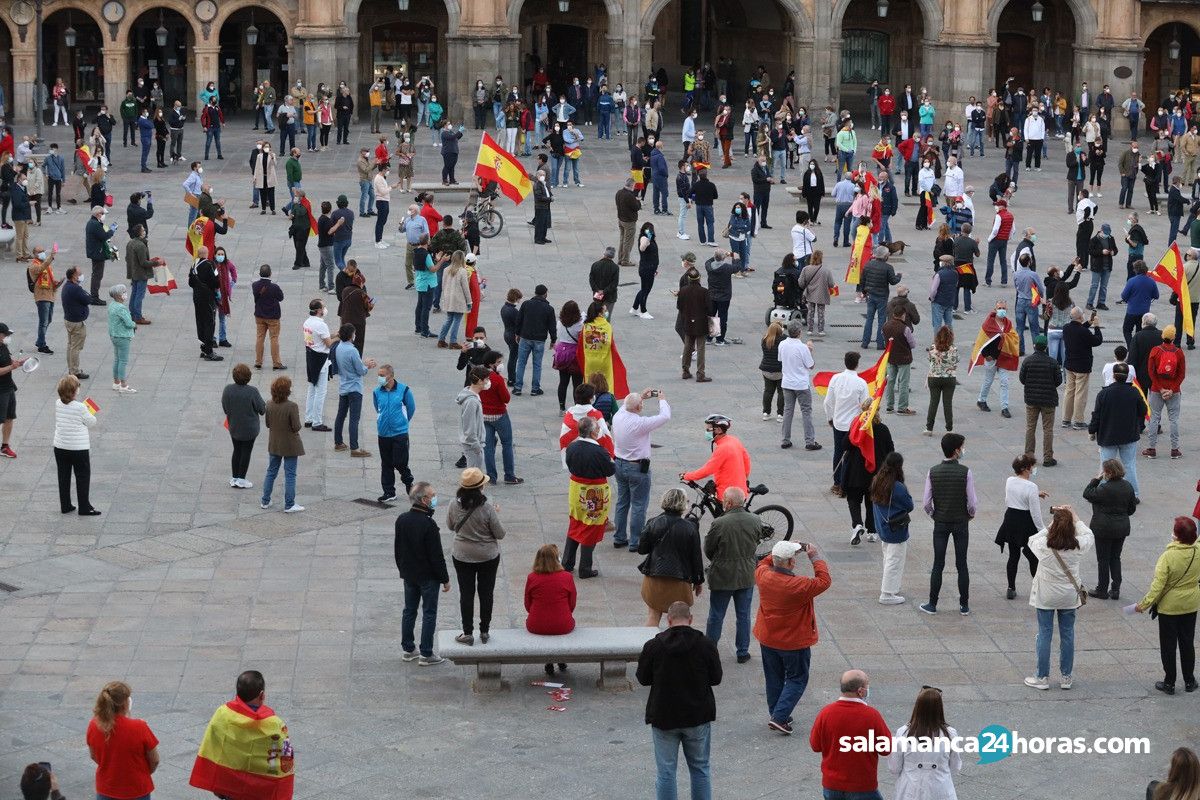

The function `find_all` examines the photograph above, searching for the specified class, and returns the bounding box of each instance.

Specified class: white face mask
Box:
[483,380,492,391]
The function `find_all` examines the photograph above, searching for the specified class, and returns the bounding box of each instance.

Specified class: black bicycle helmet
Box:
[704,413,732,430]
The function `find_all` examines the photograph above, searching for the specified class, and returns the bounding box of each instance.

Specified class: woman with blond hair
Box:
[86,680,160,800]
[760,320,786,420]
[525,543,577,676]
[53,373,99,516]
[888,686,961,799]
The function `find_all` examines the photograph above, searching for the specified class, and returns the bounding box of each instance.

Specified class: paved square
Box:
[0,119,1195,798]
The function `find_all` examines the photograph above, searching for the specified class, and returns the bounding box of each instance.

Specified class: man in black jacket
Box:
[189,246,223,361]
[126,192,154,238]
[616,179,642,265]
[705,251,742,345]
[751,155,775,229]
[394,481,450,664]
[513,284,557,396]
[690,168,719,246]
[1018,334,1063,466]
[85,206,117,305]
[636,601,722,798]
[532,170,553,244]
[1128,312,1161,386]
[590,247,620,315]
[677,267,712,381]
[1088,363,1147,497]
[1061,306,1103,428]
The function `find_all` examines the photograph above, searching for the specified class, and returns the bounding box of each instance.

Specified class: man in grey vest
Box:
[920,433,977,616]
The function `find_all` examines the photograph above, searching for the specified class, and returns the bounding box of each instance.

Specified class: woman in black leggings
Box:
[554,300,583,413]
[631,222,659,317]
[997,454,1043,600]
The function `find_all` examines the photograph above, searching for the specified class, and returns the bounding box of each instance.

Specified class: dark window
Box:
[841,29,889,84]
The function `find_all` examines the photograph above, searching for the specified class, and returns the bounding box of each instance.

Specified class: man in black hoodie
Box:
[188,246,223,361]
[394,481,450,665]
[1088,363,1147,497]
[513,284,557,396]
[590,246,620,315]
[637,601,722,799]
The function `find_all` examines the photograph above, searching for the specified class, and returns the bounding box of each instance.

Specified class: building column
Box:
[103,47,130,118]
[11,45,35,125]
[1077,44,1142,102]
[791,34,815,103]
[635,37,654,92]
[927,39,993,109]
[445,32,521,127]
[194,45,221,114]
[606,36,624,86]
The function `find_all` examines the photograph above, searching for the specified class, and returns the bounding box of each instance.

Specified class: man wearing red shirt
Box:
[809,669,891,800]
[1143,323,1186,459]
[418,192,442,236]
[752,539,831,735]
[679,413,750,499]
[876,89,896,136]
[374,135,390,168]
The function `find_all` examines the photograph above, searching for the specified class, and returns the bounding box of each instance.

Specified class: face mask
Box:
[734,208,742,215]
[1031,467,1039,477]
[996,309,1007,319]
[704,430,715,442]
[2,336,11,345]
[429,496,439,509]
[216,255,226,263]
[197,167,203,174]
[483,380,492,391]
[378,375,388,386]
[863,686,870,700]
[473,339,486,348]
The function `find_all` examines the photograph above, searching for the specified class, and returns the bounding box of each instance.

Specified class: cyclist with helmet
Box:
[680,414,751,500]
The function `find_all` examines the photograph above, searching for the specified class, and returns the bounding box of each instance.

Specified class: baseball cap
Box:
[0,322,11,336]
[465,253,478,264]
[771,541,804,560]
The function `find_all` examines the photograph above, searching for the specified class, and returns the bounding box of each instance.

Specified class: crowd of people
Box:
[4,65,1200,800]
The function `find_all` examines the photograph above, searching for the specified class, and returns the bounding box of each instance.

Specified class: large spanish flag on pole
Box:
[814,344,890,397]
[848,340,892,472]
[845,222,871,285]
[189,698,295,800]
[576,315,630,398]
[1151,242,1194,338]
[474,132,533,204]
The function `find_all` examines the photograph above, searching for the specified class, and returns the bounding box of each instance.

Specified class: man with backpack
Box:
[1143,324,1185,460]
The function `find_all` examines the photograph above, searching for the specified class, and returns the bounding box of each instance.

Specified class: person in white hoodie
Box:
[458,366,488,469]
[941,156,964,199]
[1023,109,1047,171]
[1024,505,1094,691]
[53,374,101,516]
[888,687,962,800]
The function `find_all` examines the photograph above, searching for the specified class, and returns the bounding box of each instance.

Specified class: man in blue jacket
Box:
[1119,259,1160,346]
[137,109,154,173]
[61,267,90,380]
[374,363,417,504]
[649,140,670,215]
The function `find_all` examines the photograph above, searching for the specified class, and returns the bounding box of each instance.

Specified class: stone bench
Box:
[436,626,658,693]
[411,182,473,194]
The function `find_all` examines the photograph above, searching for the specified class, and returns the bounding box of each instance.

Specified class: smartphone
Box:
[798,542,809,551]
[649,390,660,398]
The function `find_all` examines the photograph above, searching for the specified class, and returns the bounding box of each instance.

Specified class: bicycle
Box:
[682,480,794,554]
[470,193,504,239]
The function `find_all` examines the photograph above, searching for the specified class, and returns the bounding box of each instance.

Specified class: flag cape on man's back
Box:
[474,132,533,203]
[967,311,1019,375]
[845,222,871,285]
[576,315,629,398]
[568,475,610,546]
[189,697,294,800]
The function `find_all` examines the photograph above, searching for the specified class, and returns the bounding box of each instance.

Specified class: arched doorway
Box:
[837,0,927,114]
[219,8,289,113]
[42,9,105,112]
[520,0,613,94]
[995,0,1075,92]
[1143,23,1200,111]
[356,0,450,109]
[128,8,196,106]
[646,0,799,108]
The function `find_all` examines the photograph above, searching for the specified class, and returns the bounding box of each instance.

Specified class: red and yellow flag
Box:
[1151,242,1194,337]
[968,313,1020,374]
[474,132,533,203]
[189,698,294,800]
[185,216,209,257]
[848,341,892,472]
[568,475,610,546]
[576,316,629,398]
[845,223,871,285]
[814,345,891,397]
[1131,378,1152,420]
[299,196,317,236]
[1031,284,1042,307]
[84,397,99,415]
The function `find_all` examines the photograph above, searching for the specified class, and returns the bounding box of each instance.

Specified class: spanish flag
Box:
[813,345,890,397]
[565,144,583,160]
[474,132,533,204]
[299,195,317,236]
[559,408,614,468]
[845,222,871,285]
[1151,242,1194,337]
[630,168,645,191]
[967,312,1020,375]
[189,698,294,800]
[1131,378,1152,420]
[185,216,209,257]
[84,397,100,415]
[1031,284,1042,307]
[848,341,892,472]
[568,475,610,546]
[576,316,629,398]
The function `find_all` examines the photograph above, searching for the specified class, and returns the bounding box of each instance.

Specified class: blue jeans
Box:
[1047,328,1064,365]
[333,239,351,271]
[977,358,1009,408]
[334,391,363,449]
[930,302,953,333]
[204,127,221,158]
[1087,269,1111,307]
[985,239,1008,284]
[415,289,433,335]
[111,337,131,381]
[492,100,503,129]
[613,458,651,548]
[307,125,318,150]
[678,203,689,236]
[695,205,715,244]
[140,141,151,169]
[402,578,441,657]
[772,150,786,183]
[878,214,892,244]
[484,413,516,482]
[550,154,563,186]
[219,313,229,342]
[35,300,53,347]
[129,280,147,321]
[1119,175,1135,207]
[439,311,464,344]
[359,179,375,215]
[968,128,984,155]
[1035,607,1076,678]
[833,202,852,245]
[760,644,811,724]
[515,338,545,391]
[1014,296,1040,355]
[263,104,275,132]
[837,149,854,176]
[565,158,581,185]
[261,454,298,509]
[728,237,748,266]
[823,791,884,800]
[652,724,712,800]
[861,295,886,349]
[1100,442,1139,496]
[283,181,300,213]
[706,587,753,658]
[954,284,973,312]
[652,177,669,213]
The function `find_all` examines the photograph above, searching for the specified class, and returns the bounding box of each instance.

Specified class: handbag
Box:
[708,315,721,337]
[552,329,578,371]
[1051,548,1088,607]
[1148,548,1197,620]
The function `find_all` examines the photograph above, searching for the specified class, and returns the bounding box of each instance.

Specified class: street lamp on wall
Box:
[1169,26,1182,60]
[155,10,168,47]
[876,0,888,17]
[64,13,76,47]
[245,11,258,45]
[1030,1,1044,22]
[397,0,410,9]
[558,0,569,11]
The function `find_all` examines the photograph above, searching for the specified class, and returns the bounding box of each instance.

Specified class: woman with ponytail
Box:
[85,680,160,800]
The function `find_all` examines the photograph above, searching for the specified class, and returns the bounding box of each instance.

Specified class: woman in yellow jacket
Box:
[303,97,318,152]
[1136,515,1200,694]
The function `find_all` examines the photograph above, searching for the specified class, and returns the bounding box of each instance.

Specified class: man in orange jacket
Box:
[752,539,831,735]
[679,413,750,499]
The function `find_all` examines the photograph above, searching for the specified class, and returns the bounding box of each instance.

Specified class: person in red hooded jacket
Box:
[680,413,751,500]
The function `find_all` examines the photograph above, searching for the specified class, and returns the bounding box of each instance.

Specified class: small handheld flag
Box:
[84,397,99,415]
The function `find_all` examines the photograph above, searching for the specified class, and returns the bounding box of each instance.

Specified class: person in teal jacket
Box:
[413,238,441,336]
[106,283,137,393]
[374,363,417,503]
[427,96,445,146]
[918,99,937,138]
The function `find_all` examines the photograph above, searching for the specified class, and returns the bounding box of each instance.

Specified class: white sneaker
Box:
[1024,675,1050,690]
[283,504,305,513]
[238,478,254,489]
[866,532,878,543]
[260,501,272,509]
[763,412,771,421]
[1060,675,1073,690]
[776,414,783,422]
[878,594,906,605]
[850,524,864,546]
[639,311,654,320]
[119,385,138,394]
[229,478,238,488]
[112,383,123,392]
[629,307,639,316]
[677,233,690,240]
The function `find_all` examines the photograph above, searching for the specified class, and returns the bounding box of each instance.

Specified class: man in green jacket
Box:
[288,190,312,270]
[282,148,302,215]
[703,486,762,663]
[124,224,161,324]
[119,90,139,148]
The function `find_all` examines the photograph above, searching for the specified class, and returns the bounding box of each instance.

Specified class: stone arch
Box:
[641,0,813,40]
[38,0,107,37]
[831,0,940,39]
[345,0,461,36]
[116,0,205,44]
[211,0,299,36]
[515,0,623,37]
[986,0,1096,45]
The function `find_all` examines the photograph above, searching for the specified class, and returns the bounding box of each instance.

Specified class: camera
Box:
[649,389,659,397]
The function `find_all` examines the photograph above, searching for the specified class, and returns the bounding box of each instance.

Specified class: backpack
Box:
[1156,345,1180,381]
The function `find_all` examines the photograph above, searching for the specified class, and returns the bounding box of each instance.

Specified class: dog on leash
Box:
[883,240,907,255]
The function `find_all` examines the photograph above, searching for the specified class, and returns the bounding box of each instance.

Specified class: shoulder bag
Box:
[1051,548,1087,606]
[450,503,481,533]
[552,328,578,371]
[886,485,910,529]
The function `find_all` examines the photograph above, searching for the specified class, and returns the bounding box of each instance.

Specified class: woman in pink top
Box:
[85,681,160,800]
[525,543,577,677]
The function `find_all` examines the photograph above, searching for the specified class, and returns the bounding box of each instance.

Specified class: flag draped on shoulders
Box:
[189,697,294,800]
[1130,378,1152,420]
[968,311,1020,374]
[845,223,871,285]
[577,316,629,398]
[848,341,892,472]
[559,407,614,467]
[185,216,210,257]
[1151,242,1194,337]
[299,196,317,235]
[568,474,610,546]
[474,132,533,203]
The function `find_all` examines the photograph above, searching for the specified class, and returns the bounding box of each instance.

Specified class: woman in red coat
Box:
[525,543,577,676]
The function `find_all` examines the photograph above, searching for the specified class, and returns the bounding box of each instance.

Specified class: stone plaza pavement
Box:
[0,116,1197,798]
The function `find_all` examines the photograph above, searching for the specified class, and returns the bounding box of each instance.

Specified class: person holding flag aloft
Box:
[971,299,1020,417]
[1174,247,1200,349]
